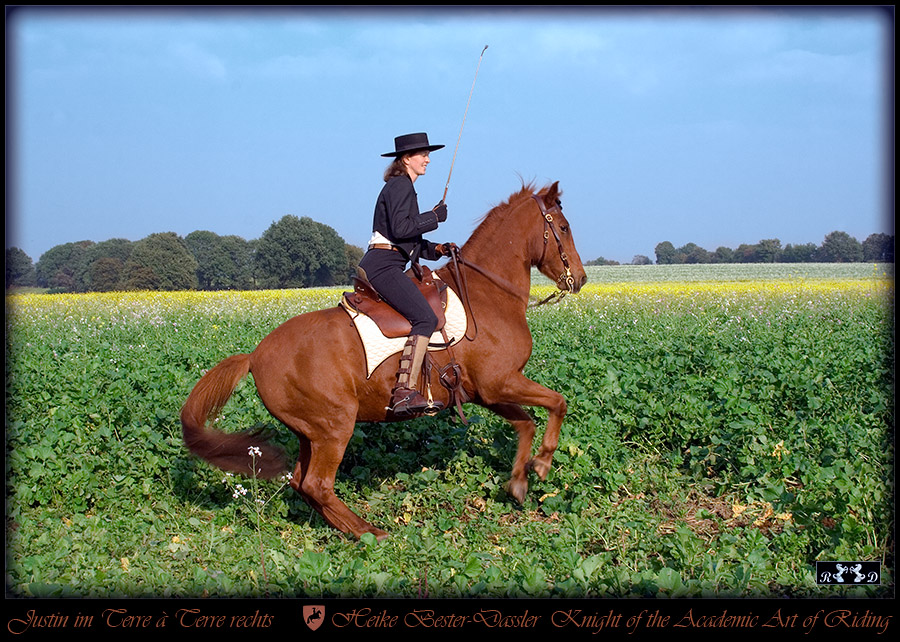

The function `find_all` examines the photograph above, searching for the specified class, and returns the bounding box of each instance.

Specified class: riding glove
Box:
[432,201,448,222]
[434,243,456,257]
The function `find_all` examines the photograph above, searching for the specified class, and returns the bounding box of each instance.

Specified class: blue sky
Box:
[7,6,893,265]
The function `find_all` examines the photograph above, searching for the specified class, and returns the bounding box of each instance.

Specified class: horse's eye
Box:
[561,224,569,233]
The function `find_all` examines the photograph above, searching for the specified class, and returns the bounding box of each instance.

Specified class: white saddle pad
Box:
[340,276,468,378]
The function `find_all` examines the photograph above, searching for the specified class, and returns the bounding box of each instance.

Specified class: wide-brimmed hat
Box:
[381,132,445,157]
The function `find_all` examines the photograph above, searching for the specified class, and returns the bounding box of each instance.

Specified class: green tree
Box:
[186,230,229,290]
[255,215,349,288]
[124,232,199,291]
[676,242,711,264]
[862,233,894,262]
[734,243,759,263]
[344,243,365,283]
[220,234,256,290]
[77,238,134,291]
[585,256,620,266]
[756,238,782,263]
[820,231,863,263]
[654,241,676,265]
[185,231,256,291]
[714,246,735,263]
[246,238,263,289]
[34,240,94,291]
[782,243,819,263]
[6,247,36,289]
[89,257,126,291]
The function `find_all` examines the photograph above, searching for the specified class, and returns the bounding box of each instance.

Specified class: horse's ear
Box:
[544,181,560,204]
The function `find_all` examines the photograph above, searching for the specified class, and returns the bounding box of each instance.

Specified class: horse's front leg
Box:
[485,403,535,503]
[487,372,568,494]
[528,389,567,481]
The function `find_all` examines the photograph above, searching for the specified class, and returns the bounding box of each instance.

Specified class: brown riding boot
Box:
[388,335,445,418]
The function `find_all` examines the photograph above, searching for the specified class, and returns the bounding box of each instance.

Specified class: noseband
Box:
[531,194,576,305]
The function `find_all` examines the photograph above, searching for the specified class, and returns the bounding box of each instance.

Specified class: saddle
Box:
[340,264,470,424]
[341,265,448,339]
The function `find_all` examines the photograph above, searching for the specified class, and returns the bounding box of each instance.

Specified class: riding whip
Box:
[442,45,488,203]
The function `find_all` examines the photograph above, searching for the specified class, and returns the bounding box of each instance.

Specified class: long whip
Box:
[442,45,488,203]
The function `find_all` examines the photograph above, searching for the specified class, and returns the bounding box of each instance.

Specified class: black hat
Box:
[381,132,445,157]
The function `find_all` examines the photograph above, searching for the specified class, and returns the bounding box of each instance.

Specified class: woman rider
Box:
[358,132,453,417]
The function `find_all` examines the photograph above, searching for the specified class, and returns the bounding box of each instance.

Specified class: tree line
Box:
[5,215,364,293]
[6,222,894,292]
[586,231,894,266]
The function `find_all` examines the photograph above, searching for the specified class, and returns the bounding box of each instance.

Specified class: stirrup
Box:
[387,387,444,418]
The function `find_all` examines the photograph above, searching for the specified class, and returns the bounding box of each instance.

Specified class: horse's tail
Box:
[181,354,288,479]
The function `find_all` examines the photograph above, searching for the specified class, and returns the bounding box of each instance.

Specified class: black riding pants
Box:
[358,249,438,337]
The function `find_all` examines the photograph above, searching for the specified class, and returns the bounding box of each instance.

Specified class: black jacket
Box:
[371,175,441,262]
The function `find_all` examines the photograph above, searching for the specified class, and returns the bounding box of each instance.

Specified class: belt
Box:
[368,244,399,252]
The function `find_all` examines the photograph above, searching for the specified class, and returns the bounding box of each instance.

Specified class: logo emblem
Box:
[816,561,880,585]
[304,605,325,631]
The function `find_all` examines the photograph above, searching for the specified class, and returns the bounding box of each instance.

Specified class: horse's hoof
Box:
[355,526,389,542]
[529,457,551,480]
[505,478,528,504]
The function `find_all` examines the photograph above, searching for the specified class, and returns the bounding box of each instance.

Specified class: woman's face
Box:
[403,151,430,180]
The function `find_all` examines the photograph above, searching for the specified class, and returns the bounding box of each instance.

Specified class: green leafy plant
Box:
[5,267,893,597]
[221,446,292,589]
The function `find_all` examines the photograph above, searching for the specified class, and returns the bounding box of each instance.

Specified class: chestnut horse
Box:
[181,181,587,540]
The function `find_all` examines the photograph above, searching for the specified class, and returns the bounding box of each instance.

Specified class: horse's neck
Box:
[454,201,536,305]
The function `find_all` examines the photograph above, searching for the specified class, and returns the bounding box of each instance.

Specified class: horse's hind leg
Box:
[303,438,389,541]
[487,403,536,504]
[288,437,311,494]
[282,412,389,541]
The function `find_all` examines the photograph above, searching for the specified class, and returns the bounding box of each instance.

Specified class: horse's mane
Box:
[466,181,560,248]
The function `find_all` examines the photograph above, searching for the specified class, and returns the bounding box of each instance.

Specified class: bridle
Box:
[446,192,578,341]
[531,193,577,306]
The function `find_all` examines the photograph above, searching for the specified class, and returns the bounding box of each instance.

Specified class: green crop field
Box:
[5,264,893,598]
[541,262,894,285]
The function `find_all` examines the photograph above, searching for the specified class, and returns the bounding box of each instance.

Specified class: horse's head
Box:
[529,182,587,295]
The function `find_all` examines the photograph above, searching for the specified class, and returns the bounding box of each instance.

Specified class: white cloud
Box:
[534,26,610,61]
[167,42,227,80]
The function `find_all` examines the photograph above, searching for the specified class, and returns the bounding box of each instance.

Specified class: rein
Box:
[446,193,577,341]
